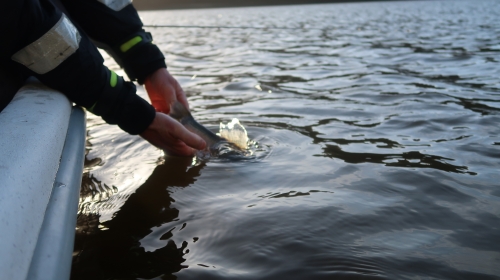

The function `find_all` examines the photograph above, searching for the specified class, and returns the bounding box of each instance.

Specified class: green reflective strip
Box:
[120,36,142,52]
[110,70,117,87]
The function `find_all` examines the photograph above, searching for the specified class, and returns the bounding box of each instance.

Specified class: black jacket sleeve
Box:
[59,0,167,84]
[0,0,156,135]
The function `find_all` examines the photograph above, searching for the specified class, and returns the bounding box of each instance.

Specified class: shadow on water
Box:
[249,120,476,175]
[72,157,206,280]
[320,144,475,175]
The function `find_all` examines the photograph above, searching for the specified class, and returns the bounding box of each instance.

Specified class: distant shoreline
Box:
[133,0,404,11]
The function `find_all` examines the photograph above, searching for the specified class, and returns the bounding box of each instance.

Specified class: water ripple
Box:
[74,2,500,279]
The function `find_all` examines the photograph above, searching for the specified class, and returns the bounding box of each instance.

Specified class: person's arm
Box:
[1,0,204,155]
[59,0,162,84]
[1,0,151,133]
[59,0,187,113]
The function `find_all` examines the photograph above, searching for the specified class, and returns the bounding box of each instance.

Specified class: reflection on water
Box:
[72,157,201,279]
[73,1,500,279]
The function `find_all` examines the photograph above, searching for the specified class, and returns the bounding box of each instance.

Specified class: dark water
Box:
[72,1,500,279]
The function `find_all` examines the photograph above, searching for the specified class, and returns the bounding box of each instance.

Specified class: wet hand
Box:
[140,112,206,156]
[144,68,189,114]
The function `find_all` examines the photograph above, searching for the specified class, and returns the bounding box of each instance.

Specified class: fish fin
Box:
[170,101,192,120]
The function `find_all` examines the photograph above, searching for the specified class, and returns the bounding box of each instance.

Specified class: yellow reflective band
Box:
[120,36,142,53]
[110,70,118,87]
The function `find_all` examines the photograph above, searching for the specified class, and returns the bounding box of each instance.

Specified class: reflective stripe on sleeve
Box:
[97,0,133,11]
[110,70,118,87]
[11,15,81,75]
[120,36,143,53]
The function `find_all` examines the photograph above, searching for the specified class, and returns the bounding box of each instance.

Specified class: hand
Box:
[140,112,206,156]
[144,68,189,114]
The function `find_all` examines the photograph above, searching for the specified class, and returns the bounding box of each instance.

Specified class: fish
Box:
[169,101,227,149]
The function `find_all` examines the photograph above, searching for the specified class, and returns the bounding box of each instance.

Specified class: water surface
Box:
[72,1,500,279]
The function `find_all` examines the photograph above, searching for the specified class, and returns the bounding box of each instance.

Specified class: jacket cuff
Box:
[110,31,166,84]
[89,70,156,135]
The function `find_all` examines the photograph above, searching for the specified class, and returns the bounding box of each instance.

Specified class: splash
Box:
[219,118,248,149]
[192,118,254,162]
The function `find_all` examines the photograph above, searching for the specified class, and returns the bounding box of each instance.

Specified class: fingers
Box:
[157,113,207,151]
[145,68,191,115]
[175,83,190,111]
[140,113,207,156]
[172,120,207,151]
[161,69,189,111]
[158,74,188,114]
[160,83,176,114]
